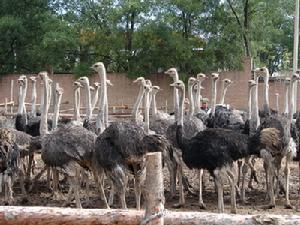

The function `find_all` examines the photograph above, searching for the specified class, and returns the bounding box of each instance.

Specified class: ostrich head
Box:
[254,67,269,78]
[165,68,178,79]
[248,79,257,88]
[73,81,83,89]
[291,73,300,82]
[55,85,64,96]
[152,86,161,95]
[94,82,100,88]
[77,76,90,87]
[284,77,291,85]
[223,78,233,88]
[211,73,219,80]
[106,80,113,86]
[91,62,105,73]
[133,77,146,85]
[170,80,185,91]
[38,71,49,81]
[29,76,37,83]
[17,75,27,87]
[188,77,197,86]
[145,79,152,87]
[196,73,206,83]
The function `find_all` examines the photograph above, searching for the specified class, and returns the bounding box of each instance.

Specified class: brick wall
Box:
[0,59,295,113]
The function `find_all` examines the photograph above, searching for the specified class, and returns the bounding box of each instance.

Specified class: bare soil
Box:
[1,155,300,216]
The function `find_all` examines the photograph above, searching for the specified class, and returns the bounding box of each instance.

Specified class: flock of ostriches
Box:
[0,63,300,214]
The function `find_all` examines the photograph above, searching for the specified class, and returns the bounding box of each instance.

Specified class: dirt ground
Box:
[1,154,300,216]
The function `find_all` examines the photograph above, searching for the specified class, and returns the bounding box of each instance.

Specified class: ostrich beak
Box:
[170,83,176,87]
[107,80,113,86]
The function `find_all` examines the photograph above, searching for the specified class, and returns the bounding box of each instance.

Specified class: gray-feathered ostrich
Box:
[36,71,109,208]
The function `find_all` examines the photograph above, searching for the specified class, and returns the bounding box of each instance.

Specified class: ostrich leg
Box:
[237,160,243,187]
[241,156,250,204]
[226,166,237,214]
[4,172,13,205]
[91,168,109,209]
[199,169,206,209]
[214,169,224,213]
[284,157,292,209]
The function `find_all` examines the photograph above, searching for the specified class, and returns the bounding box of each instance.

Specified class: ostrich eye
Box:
[95,65,98,67]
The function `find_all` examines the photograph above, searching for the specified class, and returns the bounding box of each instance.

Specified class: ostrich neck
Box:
[289,80,295,121]
[131,85,145,123]
[17,85,24,114]
[187,83,194,118]
[144,89,150,134]
[84,84,92,120]
[31,81,37,116]
[40,84,44,111]
[173,74,179,120]
[195,80,203,112]
[53,90,62,130]
[151,92,158,120]
[40,78,49,136]
[211,79,217,116]
[248,86,252,120]
[74,88,81,122]
[263,75,270,111]
[252,77,260,129]
[96,68,108,131]
[23,79,28,114]
[284,84,290,115]
[91,86,100,111]
[178,87,185,126]
[220,84,228,105]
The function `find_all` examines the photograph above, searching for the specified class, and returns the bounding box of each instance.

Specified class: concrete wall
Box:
[0,59,294,113]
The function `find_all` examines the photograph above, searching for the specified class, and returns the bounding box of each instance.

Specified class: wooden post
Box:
[142,152,164,225]
[10,80,14,113]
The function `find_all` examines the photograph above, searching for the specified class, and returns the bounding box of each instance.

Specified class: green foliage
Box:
[0,0,296,76]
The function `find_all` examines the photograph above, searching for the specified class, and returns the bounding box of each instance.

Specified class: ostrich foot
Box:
[53,191,65,201]
[199,202,206,209]
[261,204,275,209]
[284,203,294,209]
[173,203,184,208]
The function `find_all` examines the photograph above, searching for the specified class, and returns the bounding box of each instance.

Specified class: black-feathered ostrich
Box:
[171,79,260,213]
[36,71,109,208]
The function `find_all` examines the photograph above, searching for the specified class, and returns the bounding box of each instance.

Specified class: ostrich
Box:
[275,93,279,113]
[37,71,109,208]
[219,78,233,105]
[77,77,92,121]
[284,78,291,115]
[73,81,82,125]
[29,76,37,117]
[94,80,174,209]
[52,84,64,130]
[171,80,261,213]
[131,77,147,124]
[91,82,101,113]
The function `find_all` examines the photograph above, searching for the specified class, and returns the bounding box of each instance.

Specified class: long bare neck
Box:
[40,83,44,112]
[211,79,217,116]
[195,81,202,112]
[263,74,270,111]
[252,77,260,129]
[91,86,100,112]
[248,86,252,120]
[23,79,28,114]
[17,85,24,114]
[219,83,228,105]
[144,89,150,134]
[96,68,108,132]
[84,84,92,120]
[31,81,37,116]
[53,87,63,130]
[178,87,185,126]
[173,74,179,120]
[151,92,158,120]
[74,88,81,122]
[131,85,145,123]
[187,83,194,118]
[284,83,290,115]
[40,79,49,136]
[289,80,295,121]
